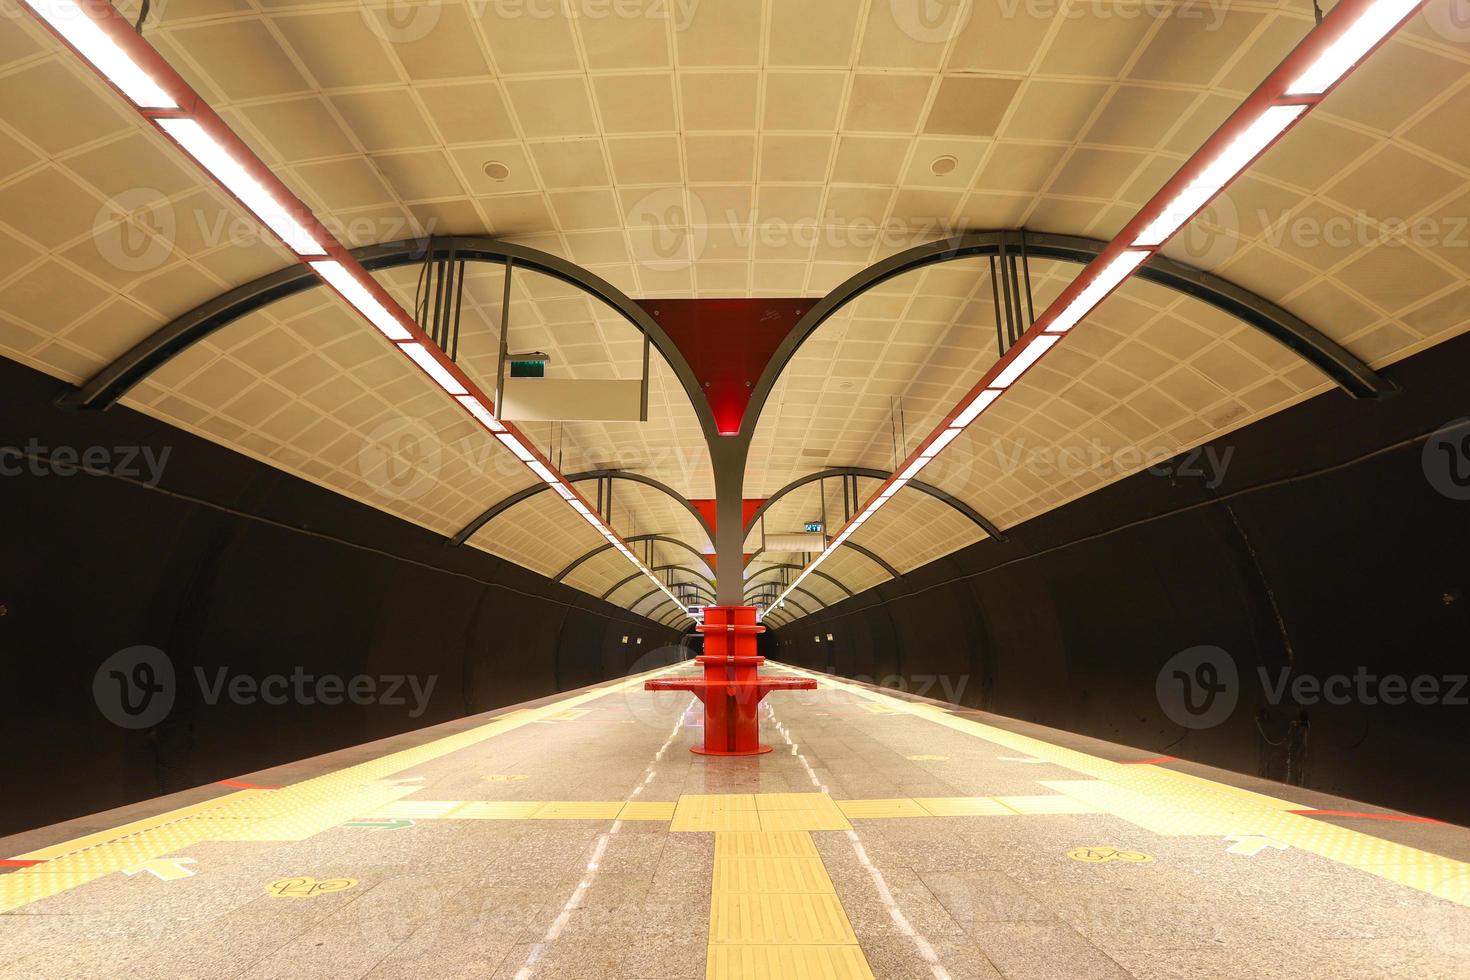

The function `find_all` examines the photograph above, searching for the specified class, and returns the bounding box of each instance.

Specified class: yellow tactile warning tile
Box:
[535,708,592,723]
[1,667,683,913]
[446,801,543,820]
[714,857,835,894]
[836,798,930,820]
[857,704,896,715]
[996,795,1103,815]
[367,800,464,820]
[757,808,852,833]
[716,832,821,860]
[710,893,859,944]
[530,802,625,820]
[618,801,677,821]
[705,944,875,979]
[707,829,873,975]
[673,794,762,832]
[777,665,1470,908]
[913,797,1014,817]
[752,793,851,832]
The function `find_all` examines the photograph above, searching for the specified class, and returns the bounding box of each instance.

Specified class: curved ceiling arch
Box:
[452,468,714,548]
[66,236,722,442]
[744,563,854,599]
[740,230,1389,448]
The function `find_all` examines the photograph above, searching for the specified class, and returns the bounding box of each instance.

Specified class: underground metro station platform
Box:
[4,0,1470,976]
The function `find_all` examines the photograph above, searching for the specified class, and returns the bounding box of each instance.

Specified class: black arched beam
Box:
[629,586,692,618]
[63,236,724,441]
[744,581,824,610]
[740,230,1391,441]
[451,469,713,548]
[555,533,712,582]
[763,595,812,619]
[602,564,716,601]
[744,563,854,599]
[744,466,1005,542]
[843,542,901,580]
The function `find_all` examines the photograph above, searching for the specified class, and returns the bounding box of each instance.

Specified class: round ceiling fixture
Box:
[483,160,511,181]
[930,154,959,176]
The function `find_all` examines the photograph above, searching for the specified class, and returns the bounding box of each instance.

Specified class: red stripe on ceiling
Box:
[638,299,816,436]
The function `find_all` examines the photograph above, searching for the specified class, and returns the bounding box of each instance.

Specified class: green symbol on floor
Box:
[343,818,414,831]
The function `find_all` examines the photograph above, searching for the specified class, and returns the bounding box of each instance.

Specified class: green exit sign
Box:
[804,521,823,533]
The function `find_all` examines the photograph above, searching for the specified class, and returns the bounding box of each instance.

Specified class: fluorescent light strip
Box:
[898,457,929,481]
[156,119,324,256]
[993,334,1061,388]
[454,395,506,433]
[400,342,468,396]
[1045,251,1151,334]
[309,261,413,341]
[1288,0,1421,95]
[23,0,176,109]
[922,426,964,458]
[495,432,535,462]
[1132,106,1306,247]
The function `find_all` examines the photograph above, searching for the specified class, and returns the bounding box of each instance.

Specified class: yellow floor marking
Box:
[445,801,543,820]
[1067,846,1152,863]
[265,876,357,897]
[753,793,832,811]
[706,944,875,979]
[858,704,896,715]
[757,808,853,833]
[673,794,762,832]
[708,829,872,976]
[713,856,835,893]
[530,801,625,820]
[914,797,1014,817]
[121,857,196,880]
[619,801,678,821]
[996,795,1102,815]
[716,832,821,859]
[837,798,930,820]
[535,708,592,724]
[369,800,463,819]
[777,663,1470,907]
[1,668,677,912]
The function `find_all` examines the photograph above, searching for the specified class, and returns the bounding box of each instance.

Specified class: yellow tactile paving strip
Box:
[1,668,677,913]
[707,826,873,979]
[780,664,1470,907]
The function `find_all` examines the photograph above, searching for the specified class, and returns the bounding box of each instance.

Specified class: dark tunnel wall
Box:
[0,360,686,836]
[772,330,1470,824]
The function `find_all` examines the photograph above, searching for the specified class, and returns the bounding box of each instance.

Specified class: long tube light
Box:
[760,0,1426,623]
[21,0,176,109]
[24,0,691,623]
[155,119,324,257]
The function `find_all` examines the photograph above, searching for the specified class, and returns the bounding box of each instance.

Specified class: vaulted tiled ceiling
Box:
[1,1,1467,623]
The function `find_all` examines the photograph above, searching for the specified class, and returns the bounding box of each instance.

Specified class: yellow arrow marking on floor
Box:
[121,858,196,881]
[1225,835,1289,856]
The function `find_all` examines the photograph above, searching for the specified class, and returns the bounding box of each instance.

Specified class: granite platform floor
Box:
[2,661,1468,979]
